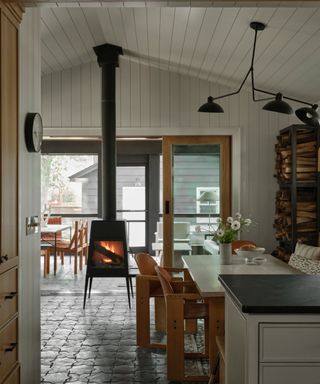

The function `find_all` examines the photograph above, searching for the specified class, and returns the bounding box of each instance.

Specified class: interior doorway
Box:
[162,136,232,267]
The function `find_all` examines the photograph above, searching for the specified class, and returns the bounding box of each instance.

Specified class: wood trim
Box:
[162,136,232,267]
[0,3,24,26]
[0,257,18,276]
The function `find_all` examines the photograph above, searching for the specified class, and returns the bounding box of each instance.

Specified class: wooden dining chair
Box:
[231,240,256,254]
[41,216,62,242]
[48,221,83,274]
[135,253,199,349]
[155,265,209,382]
[80,220,89,266]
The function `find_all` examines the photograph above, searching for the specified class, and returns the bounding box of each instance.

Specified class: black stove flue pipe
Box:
[93,43,123,220]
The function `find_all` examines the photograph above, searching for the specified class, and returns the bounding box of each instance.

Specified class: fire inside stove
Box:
[92,240,124,268]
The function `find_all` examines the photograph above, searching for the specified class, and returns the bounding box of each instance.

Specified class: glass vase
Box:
[219,242,232,264]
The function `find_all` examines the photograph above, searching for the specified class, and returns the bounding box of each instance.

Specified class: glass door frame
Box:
[162,136,231,267]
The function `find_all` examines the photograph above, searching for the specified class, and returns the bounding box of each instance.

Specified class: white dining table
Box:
[182,253,301,373]
[41,224,72,275]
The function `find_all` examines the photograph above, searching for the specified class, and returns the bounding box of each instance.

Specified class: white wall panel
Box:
[19,8,41,384]
[130,61,140,128]
[140,64,150,128]
[91,62,101,128]
[150,65,160,127]
[41,56,298,252]
[71,65,81,127]
[52,71,61,126]
[61,68,72,127]
[81,62,92,127]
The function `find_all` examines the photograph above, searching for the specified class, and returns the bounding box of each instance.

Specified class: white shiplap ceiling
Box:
[40,5,320,102]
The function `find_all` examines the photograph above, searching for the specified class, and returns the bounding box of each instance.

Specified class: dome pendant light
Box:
[198,21,319,127]
[198,96,224,113]
[262,93,293,115]
[295,104,319,127]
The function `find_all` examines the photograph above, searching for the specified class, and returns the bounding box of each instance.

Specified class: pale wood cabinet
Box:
[0,3,22,383]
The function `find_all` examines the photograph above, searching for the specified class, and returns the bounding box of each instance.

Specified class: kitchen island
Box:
[219,274,320,384]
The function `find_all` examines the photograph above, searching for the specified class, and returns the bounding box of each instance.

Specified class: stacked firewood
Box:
[275,130,317,183]
[274,189,317,243]
[271,247,292,263]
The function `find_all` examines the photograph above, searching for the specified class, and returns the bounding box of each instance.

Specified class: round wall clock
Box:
[25,112,43,152]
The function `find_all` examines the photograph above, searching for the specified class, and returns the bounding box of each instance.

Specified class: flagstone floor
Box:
[40,256,208,384]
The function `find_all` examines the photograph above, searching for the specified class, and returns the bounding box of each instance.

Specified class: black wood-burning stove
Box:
[83,43,136,309]
[83,220,133,309]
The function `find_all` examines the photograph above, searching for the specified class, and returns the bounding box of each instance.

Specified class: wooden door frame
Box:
[162,136,231,267]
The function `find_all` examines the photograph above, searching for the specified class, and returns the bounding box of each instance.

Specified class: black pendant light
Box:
[295,104,319,127]
[198,96,224,113]
[262,93,293,115]
[198,21,319,127]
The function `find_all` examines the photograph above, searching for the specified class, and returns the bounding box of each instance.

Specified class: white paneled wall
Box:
[41,56,297,252]
[19,9,41,384]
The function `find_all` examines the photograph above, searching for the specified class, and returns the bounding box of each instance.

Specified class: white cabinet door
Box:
[260,364,320,384]
[260,323,320,362]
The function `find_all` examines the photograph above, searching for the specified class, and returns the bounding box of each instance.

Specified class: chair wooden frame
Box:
[156,265,210,382]
[135,253,198,349]
[48,221,83,274]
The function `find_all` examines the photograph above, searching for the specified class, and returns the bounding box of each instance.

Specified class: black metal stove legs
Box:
[83,275,134,309]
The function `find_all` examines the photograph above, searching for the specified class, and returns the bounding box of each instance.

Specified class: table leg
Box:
[54,232,57,275]
[208,297,225,372]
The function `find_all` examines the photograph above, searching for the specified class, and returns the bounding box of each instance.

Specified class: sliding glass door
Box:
[162,136,231,267]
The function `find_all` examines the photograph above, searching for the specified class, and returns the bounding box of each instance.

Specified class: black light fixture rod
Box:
[208,67,252,102]
[282,94,315,108]
[198,20,320,126]
[250,27,259,68]
[254,86,314,107]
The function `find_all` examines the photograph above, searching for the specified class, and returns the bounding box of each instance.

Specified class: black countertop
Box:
[218,274,320,314]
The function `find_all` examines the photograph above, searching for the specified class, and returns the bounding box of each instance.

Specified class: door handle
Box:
[0,254,8,264]
[165,201,170,214]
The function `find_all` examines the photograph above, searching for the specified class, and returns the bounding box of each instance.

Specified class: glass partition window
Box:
[116,166,146,248]
[41,155,98,215]
[172,144,220,232]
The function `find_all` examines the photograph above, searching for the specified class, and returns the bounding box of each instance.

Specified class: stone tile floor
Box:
[41,256,208,383]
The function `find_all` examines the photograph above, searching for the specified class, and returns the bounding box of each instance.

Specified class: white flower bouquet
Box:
[212,213,251,244]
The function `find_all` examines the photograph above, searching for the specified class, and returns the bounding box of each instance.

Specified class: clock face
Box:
[25,113,43,152]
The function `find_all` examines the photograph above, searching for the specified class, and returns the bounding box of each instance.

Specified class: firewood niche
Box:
[274,125,320,262]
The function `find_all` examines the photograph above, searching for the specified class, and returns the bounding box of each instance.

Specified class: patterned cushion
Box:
[288,254,320,275]
[294,242,320,261]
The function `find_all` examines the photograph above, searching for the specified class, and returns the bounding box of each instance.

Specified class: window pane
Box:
[172,144,220,230]
[41,155,98,215]
[116,166,146,248]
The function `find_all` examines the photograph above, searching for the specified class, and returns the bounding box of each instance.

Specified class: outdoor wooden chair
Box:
[48,221,83,274]
[135,252,198,349]
[41,216,62,242]
[40,248,50,277]
[80,220,89,266]
[155,265,209,382]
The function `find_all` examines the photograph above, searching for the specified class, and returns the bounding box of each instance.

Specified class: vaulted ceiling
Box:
[40,5,320,102]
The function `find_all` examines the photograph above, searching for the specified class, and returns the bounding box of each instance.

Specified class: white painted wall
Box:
[41,57,298,252]
[19,9,41,384]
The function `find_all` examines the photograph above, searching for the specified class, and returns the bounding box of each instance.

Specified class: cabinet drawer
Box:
[260,323,320,362]
[0,269,17,327]
[260,363,320,384]
[0,319,18,381]
[2,363,19,384]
